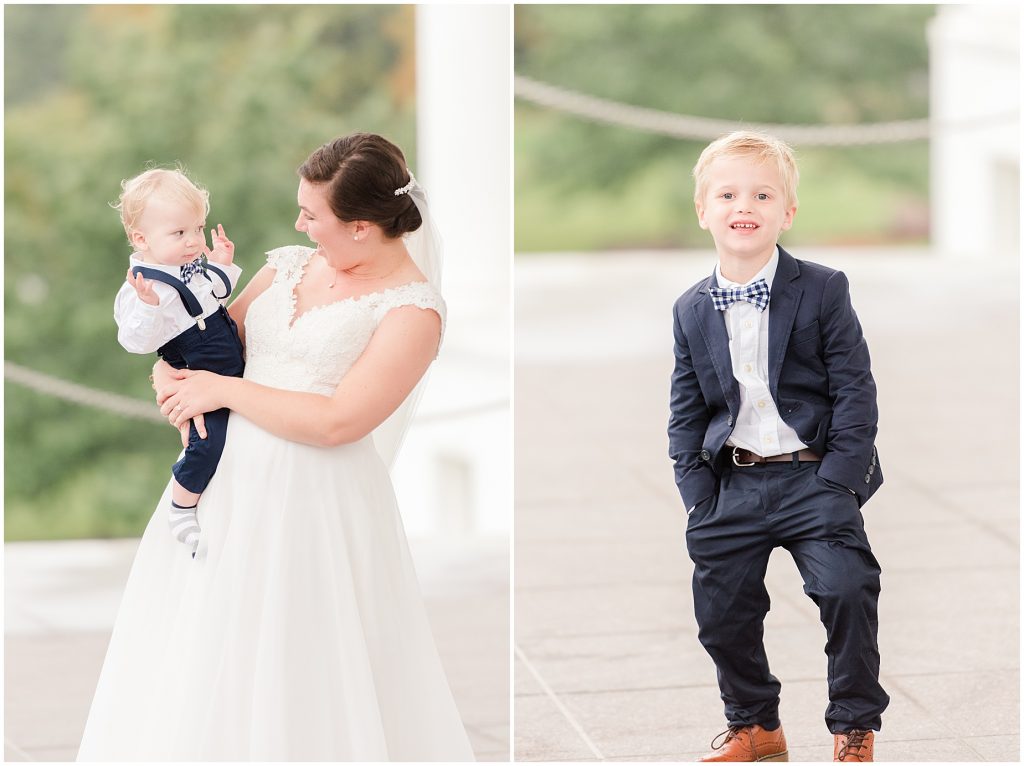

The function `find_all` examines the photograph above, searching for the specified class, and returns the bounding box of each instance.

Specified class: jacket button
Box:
[868,465,875,475]
[727,416,734,426]
[864,475,871,483]
[699,450,711,462]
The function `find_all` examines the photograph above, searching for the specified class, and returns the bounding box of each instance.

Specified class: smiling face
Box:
[130,196,206,267]
[695,154,797,265]
[294,178,362,268]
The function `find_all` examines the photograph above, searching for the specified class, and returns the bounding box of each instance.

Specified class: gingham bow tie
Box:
[180,259,207,285]
[709,278,770,312]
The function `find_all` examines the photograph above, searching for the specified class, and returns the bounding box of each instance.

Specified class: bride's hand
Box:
[159,370,226,429]
[153,362,208,439]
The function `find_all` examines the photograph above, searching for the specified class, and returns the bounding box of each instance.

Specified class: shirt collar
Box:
[129,253,189,277]
[715,246,780,290]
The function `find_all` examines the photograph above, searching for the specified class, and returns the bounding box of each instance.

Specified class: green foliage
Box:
[5,5,416,540]
[515,4,934,252]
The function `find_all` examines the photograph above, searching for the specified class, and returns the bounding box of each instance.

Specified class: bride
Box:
[77,133,476,761]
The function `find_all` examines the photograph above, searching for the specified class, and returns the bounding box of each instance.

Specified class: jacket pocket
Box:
[788,320,820,348]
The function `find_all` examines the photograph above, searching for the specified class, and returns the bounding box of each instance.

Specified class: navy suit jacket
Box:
[668,246,882,509]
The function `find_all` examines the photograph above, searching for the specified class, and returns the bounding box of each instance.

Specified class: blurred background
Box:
[514,4,1019,762]
[515,4,1017,255]
[5,5,509,761]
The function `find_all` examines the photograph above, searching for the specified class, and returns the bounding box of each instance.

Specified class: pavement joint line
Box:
[4,739,34,761]
[515,673,842,697]
[958,736,990,761]
[515,644,605,761]
[879,674,955,731]
[961,733,1022,741]
[514,561,1022,589]
[890,472,1019,554]
[515,665,1024,699]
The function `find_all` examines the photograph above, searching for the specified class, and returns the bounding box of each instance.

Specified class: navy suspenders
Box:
[130,264,233,331]
[204,264,232,300]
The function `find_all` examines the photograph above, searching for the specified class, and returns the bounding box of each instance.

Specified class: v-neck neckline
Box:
[285,253,428,331]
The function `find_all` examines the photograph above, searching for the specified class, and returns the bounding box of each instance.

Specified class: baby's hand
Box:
[205,224,235,265]
[127,268,159,306]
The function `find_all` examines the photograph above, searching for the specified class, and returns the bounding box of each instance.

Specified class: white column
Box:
[928,5,1020,258]
[416,4,511,302]
[392,5,511,537]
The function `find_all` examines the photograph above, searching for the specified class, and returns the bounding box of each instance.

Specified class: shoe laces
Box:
[710,725,746,751]
[837,729,870,760]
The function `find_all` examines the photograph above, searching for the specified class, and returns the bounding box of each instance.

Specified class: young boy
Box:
[668,132,888,762]
[113,168,245,556]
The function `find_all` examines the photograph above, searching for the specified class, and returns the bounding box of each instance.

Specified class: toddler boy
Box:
[113,168,244,556]
[668,132,888,762]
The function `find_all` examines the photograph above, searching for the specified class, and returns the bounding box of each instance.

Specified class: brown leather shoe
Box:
[699,724,788,762]
[834,730,874,762]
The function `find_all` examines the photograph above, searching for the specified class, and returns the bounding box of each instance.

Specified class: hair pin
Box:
[393,169,416,197]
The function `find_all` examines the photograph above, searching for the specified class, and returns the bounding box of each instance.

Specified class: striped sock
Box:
[168,500,201,555]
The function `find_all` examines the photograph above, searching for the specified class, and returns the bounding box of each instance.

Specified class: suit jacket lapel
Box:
[693,273,740,416]
[768,246,803,401]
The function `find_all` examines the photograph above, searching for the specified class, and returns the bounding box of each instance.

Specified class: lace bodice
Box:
[242,245,446,395]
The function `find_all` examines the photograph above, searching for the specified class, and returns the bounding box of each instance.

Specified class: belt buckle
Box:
[732,446,756,467]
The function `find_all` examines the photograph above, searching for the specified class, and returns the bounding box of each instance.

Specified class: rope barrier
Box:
[5,362,166,422]
[514,74,1019,145]
[4,361,506,425]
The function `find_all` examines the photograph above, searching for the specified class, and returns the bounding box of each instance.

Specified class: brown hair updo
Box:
[297,133,422,239]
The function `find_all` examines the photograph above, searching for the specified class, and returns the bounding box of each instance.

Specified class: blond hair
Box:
[692,131,799,209]
[113,167,210,244]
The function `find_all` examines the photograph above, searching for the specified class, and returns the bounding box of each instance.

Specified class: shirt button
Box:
[757,400,767,409]
[744,321,753,329]
[744,364,753,373]
[764,436,773,444]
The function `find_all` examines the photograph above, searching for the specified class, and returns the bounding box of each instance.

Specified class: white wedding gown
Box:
[78,246,475,761]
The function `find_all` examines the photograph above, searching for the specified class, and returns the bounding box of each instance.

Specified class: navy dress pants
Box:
[685,460,889,733]
[157,306,245,495]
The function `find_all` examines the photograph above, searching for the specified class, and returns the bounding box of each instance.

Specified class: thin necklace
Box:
[325,255,403,289]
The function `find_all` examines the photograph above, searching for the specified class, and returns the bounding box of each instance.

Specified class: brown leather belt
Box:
[732,446,821,467]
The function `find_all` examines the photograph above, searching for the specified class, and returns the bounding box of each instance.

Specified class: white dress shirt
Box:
[114,255,242,354]
[716,248,807,457]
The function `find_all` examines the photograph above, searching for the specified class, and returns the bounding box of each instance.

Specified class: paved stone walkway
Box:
[515,248,1019,762]
[5,535,509,761]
